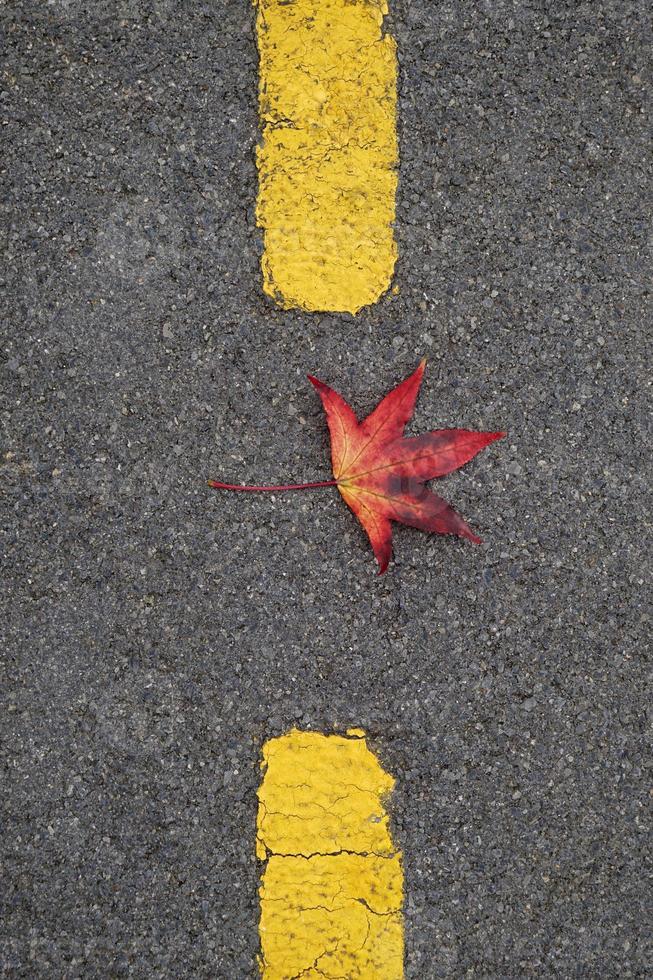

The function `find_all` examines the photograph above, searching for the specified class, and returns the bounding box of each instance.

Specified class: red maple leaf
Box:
[209,359,505,573]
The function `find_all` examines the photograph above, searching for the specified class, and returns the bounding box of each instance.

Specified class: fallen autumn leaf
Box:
[209,359,505,573]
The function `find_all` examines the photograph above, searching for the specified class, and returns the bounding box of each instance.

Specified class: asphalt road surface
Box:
[2,1,651,976]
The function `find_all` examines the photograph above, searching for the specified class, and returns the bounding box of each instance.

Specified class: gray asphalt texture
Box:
[2,1,651,977]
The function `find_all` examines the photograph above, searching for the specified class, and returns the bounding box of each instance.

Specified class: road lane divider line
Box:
[254,0,398,314]
[257,728,404,978]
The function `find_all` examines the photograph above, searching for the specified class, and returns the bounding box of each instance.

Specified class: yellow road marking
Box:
[257,728,404,979]
[254,0,398,314]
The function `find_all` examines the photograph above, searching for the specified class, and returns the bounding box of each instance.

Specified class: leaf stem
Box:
[208,479,338,493]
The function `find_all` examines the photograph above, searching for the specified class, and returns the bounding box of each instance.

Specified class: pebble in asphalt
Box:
[1,0,651,976]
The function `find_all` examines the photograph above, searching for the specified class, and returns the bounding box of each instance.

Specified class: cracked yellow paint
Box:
[254,0,398,314]
[257,729,404,978]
